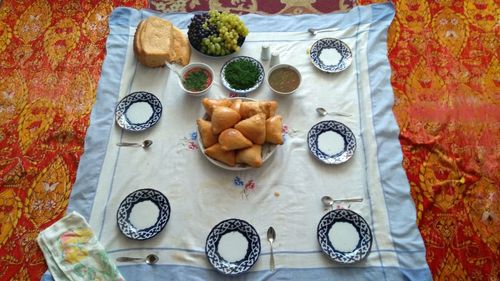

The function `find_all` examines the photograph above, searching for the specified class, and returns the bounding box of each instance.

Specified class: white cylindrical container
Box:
[261,44,271,61]
[270,52,280,67]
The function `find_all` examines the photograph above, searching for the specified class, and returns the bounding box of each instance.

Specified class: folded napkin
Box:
[37,211,124,281]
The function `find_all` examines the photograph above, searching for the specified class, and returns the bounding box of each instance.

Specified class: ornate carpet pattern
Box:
[0,0,498,280]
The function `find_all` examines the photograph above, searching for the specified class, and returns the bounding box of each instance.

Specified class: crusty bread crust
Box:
[134,16,191,67]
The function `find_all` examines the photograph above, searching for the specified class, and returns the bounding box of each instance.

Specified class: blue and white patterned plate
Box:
[205,218,261,275]
[307,120,356,164]
[115,91,162,132]
[220,56,265,96]
[317,209,372,264]
[116,188,170,240]
[310,38,352,73]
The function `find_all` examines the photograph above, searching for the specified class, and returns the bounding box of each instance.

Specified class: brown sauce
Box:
[268,67,300,93]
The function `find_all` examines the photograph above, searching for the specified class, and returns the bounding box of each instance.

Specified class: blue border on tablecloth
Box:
[52,3,432,281]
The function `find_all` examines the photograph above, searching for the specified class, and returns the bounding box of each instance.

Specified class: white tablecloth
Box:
[49,3,432,280]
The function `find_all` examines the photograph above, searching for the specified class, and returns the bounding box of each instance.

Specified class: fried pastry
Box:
[211,106,241,134]
[205,143,236,166]
[196,118,218,148]
[239,101,262,119]
[219,129,253,151]
[265,115,284,144]
[259,101,278,118]
[230,99,242,113]
[240,101,278,119]
[236,145,263,168]
[202,98,232,116]
[234,113,266,144]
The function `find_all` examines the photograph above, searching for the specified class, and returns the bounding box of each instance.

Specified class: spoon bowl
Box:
[321,196,334,210]
[145,254,159,265]
[142,140,153,148]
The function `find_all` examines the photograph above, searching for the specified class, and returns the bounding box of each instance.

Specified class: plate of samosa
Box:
[196,98,285,170]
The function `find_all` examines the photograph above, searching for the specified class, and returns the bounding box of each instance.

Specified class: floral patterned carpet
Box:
[0,0,498,280]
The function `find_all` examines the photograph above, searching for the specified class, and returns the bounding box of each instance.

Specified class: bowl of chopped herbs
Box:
[179,63,215,96]
[220,56,265,96]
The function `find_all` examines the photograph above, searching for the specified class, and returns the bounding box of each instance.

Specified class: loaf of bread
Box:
[134,16,191,67]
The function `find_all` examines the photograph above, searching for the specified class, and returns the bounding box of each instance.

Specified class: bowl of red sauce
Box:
[179,63,214,96]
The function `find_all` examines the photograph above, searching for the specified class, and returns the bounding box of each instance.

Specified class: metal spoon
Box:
[316,107,351,117]
[322,195,364,210]
[116,254,159,265]
[165,63,184,82]
[267,227,276,272]
[116,140,153,148]
[308,27,339,36]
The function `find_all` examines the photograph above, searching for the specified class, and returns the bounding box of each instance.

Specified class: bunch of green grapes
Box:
[199,10,249,56]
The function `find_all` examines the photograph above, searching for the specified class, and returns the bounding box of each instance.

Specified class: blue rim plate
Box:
[115,91,162,132]
[310,38,352,73]
[307,120,356,164]
[317,209,372,264]
[116,188,170,240]
[205,218,261,275]
[220,56,265,96]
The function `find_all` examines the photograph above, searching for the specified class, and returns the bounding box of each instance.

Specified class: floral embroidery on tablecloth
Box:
[282,123,298,143]
[233,176,256,199]
[178,131,199,151]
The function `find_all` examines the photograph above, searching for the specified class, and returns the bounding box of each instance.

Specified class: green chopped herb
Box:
[184,69,209,91]
[224,59,259,90]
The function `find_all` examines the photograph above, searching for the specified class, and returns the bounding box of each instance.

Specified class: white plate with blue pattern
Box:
[220,56,265,96]
[307,120,356,164]
[115,91,162,132]
[317,209,372,264]
[116,188,170,240]
[205,218,261,275]
[310,38,352,73]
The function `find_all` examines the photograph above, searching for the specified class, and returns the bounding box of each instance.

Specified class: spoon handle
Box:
[165,63,183,81]
[309,27,339,34]
[334,197,364,203]
[270,244,275,272]
[330,112,352,117]
[116,257,144,262]
[116,142,141,147]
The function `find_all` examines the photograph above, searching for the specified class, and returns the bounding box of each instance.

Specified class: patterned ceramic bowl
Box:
[220,56,265,96]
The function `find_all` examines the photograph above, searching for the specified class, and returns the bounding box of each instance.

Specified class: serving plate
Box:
[116,188,170,240]
[115,91,162,132]
[205,218,261,275]
[307,120,356,164]
[198,97,278,171]
[189,38,246,58]
[317,209,372,264]
[220,56,265,96]
[310,38,352,73]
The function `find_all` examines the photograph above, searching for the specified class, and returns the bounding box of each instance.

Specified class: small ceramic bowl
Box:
[267,64,302,95]
[220,56,265,96]
[179,63,215,96]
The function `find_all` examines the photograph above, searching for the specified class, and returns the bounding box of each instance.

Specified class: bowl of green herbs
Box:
[220,56,264,96]
[179,63,215,96]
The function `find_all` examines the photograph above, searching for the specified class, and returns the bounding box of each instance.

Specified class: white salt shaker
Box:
[270,52,280,67]
[261,44,271,61]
